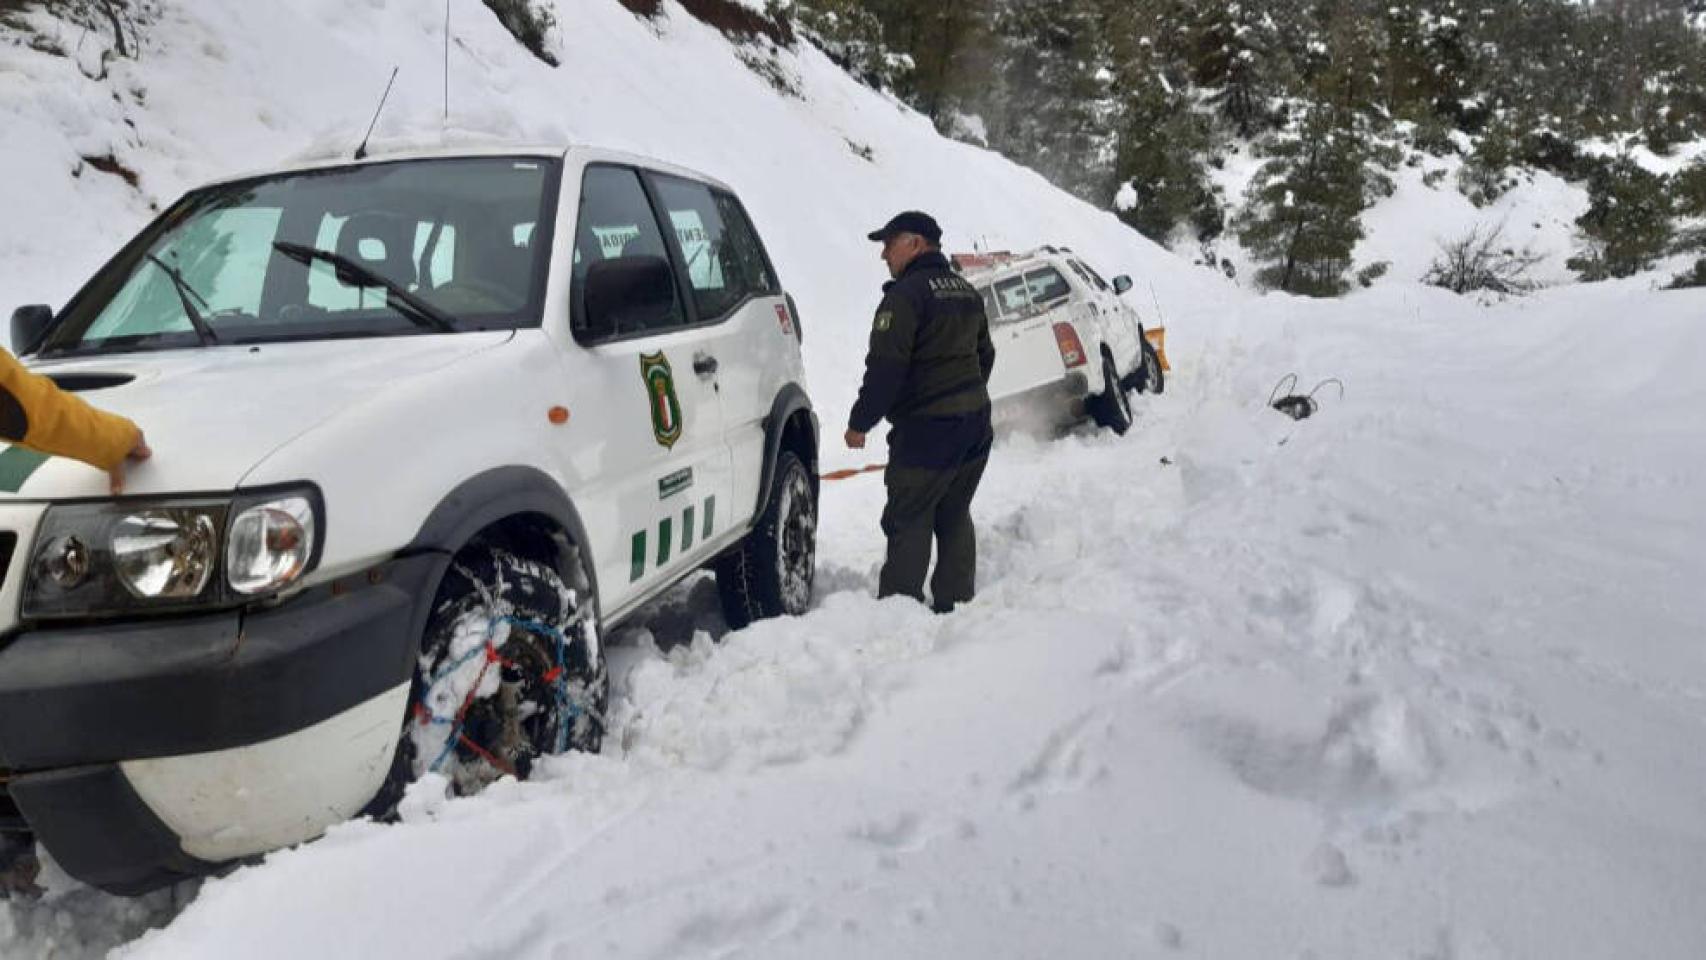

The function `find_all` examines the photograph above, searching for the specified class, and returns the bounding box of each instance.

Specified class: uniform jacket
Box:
[0,348,141,471]
[849,252,996,467]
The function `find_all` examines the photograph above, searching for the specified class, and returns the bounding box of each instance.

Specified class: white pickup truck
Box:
[958,247,1163,435]
[0,142,819,895]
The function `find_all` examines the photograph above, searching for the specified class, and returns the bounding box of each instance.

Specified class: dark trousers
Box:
[878,454,989,612]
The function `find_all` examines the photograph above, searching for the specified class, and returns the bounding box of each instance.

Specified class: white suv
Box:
[0,144,819,894]
[957,247,1163,434]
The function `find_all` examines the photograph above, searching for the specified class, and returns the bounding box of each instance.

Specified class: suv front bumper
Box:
[0,550,440,895]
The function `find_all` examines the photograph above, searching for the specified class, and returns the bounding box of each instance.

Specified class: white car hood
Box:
[3,333,514,499]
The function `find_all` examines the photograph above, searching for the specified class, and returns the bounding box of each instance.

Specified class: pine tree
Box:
[1110,68,1220,245]
[792,0,911,91]
[1238,105,1385,296]
[1184,0,1287,136]
[1567,155,1675,281]
[1307,0,1384,113]
[855,0,993,122]
[975,0,1114,201]
[1671,160,1706,284]
[1677,160,1706,219]
[1459,108,1526,205]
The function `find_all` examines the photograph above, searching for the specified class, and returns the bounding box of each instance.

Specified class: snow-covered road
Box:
[7,279,1702,959]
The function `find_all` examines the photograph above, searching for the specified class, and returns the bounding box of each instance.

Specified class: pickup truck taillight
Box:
[1053,321,1088,369]
[784,293,804,344]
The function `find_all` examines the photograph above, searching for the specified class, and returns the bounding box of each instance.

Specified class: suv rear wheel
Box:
[715,450,817,630]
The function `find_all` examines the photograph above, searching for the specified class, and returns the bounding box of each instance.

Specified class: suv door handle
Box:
[693,353,719,377]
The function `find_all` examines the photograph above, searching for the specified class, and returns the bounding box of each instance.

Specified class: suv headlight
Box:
[24,485,324,620]
[227,495,315,596]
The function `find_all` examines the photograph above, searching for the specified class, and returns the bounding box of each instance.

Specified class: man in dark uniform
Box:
[845,211,995,613]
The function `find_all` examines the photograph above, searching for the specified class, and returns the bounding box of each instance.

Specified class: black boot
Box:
[0,833,41,899]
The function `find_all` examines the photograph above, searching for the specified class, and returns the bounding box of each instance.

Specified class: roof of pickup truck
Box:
[950,246,1088,279]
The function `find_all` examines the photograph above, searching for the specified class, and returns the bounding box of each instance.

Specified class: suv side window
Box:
[1024,267,1072,307]
[570,165,686,337]
[648,173,772,321]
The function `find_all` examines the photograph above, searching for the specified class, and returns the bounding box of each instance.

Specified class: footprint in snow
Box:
[1007,711,1112,809]
[847,811,926,852]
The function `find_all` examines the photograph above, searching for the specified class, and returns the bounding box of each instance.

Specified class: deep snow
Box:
[2,2,1705,959]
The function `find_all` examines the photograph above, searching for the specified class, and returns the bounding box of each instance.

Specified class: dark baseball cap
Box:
[867,210,942,245]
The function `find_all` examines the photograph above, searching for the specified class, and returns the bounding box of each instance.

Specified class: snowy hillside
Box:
[0,0,1229,451]
[1202,134,1706,295]
[4,2,1706,959]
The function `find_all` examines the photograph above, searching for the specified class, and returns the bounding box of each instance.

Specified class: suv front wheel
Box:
[715,450,817,630]
[367,538,607,812]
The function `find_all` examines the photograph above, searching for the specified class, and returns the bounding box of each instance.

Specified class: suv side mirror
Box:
[1111,275,1134,296]
[10,305,54,356]
[581,256,676,340]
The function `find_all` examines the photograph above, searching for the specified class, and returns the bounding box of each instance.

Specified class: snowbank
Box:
[95,276,1706,960]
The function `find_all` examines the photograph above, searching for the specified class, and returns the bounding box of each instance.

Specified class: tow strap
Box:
[1269,374,1344,421]
[821,462,886,482]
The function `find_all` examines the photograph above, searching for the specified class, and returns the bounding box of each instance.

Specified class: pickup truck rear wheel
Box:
[368,539,606,812]
[715,450,817,630]
[1089,356,1133,435]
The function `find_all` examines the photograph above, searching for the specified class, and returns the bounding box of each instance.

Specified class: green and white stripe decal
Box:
[630,494,717,583]
[0,445,50,493]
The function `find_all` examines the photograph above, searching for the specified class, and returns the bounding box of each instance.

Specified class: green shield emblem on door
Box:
[640,352,683,449]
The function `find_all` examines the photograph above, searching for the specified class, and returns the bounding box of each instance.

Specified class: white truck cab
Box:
[0,143,819,894]
[955,247,1163,435]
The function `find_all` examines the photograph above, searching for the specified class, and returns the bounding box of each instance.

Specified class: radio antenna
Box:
[354,66,399,161]
[442,0,451,130]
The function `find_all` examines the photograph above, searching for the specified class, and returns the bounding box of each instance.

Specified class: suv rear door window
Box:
[713,190,778,296]
[570,165,686,337]
[647,173,774,321]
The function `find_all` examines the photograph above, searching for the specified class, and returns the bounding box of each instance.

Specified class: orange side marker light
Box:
[548,406,570,425]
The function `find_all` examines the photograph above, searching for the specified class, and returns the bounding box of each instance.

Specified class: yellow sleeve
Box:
[0,349,141,472]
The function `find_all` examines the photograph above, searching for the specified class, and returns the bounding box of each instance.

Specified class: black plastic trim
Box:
[752,384,818,521]
[0,553,436,770]
[400,465,600,613]
[8,764,218,895]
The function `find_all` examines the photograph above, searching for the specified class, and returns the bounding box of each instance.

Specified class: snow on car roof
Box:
[192,130,735,197]
[953,247,1076,283]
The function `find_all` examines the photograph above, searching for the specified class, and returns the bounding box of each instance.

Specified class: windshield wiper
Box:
[272,242,457,334]
[144,254,219,346]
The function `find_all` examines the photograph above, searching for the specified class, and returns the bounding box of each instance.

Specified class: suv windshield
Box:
[40,156,560,357]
